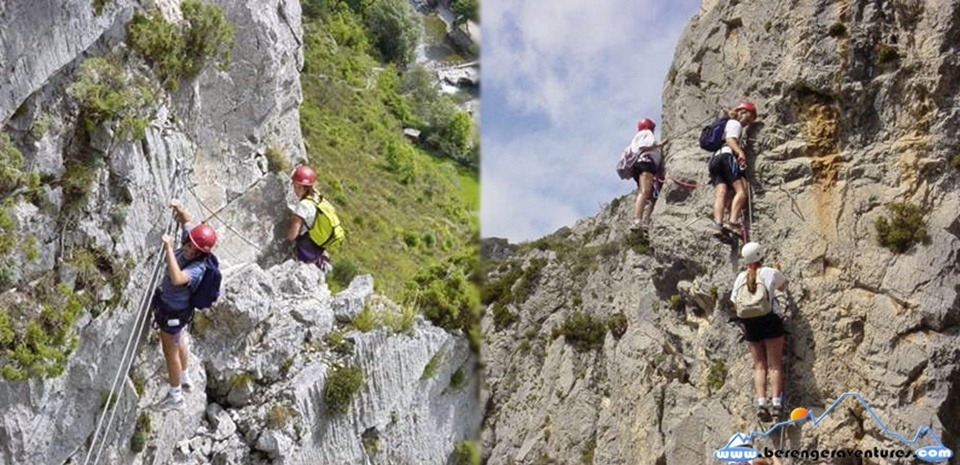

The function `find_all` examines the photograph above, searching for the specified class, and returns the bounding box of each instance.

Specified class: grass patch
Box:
[606,312,627,339]
[875,202,929,253]
[449,367,466,389]
[130,413,151,453]
[670,295,684,312]
[264,144,291,175]
[625,232,650,255]
[451,440,481,465]
[492,302,518,330]
[581,435,597,464]
[1,283,87,380]
[127,0,235,91]
[875,44,900,66]
[552,312,607,352]
[323,364,364,415]
[706,358,727,392]
[951,154,960,171]
[0,133,27,195]
[324,330,352,356]
[351,305,378,332]
[68,56,158,141]
[327,258,359,293]
[381,305,416,334]
[406,254,480,351]
[421,350,443,379]
[265,404,295,429]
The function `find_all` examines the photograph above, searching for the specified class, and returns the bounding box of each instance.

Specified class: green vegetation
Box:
[764,21,772,33]
[706,358,727,392]
[324,330,352,356]
[29,114,51,140]
[130,413,151,453]
[323,364,364,414]
[364,0,419,66]
[481,258,546,307]
[67,57,158,141]
[381,304,416,334]
[492,302,518,330]
[449,367,466,389]
[265,404,295,429]
[625,232,650,255]
[92,0,111,15]
[581,435,597,464]
[606,312,627,339]
[421,350,443,379]
[670,295,684,312]
[875,202,929,253]
[264,144,291,175]
[451,440,481,465]
[875,44,900,65]
[828,22,846,38]
[451,0,479,24]
[952,154,960,171]
[1,283,86,380]
[406,254,480,351]
[127,0,235,91]
[552,312,607,352]
[0,133,27,194]
[351,305,378,332]
[297,0,478,305]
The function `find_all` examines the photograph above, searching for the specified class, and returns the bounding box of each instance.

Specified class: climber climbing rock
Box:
[154,199,220,409]
[626,117,669,232]
[286,165,345,272]
[708,101,757,240]
[731,242,788,422]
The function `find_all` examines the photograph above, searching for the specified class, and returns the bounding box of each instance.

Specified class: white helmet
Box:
[741,242,762,264]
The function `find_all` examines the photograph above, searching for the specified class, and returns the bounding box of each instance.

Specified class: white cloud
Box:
[481,0,701,241]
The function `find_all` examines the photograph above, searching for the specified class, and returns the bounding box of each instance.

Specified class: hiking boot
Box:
[629,219,643,232]
[711,222,727,238]
[770,404,783,420]
[158,391,184,410]
[757,405,772,422]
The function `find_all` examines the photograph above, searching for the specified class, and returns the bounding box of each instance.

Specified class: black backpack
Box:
[699,115,730,152]
[189,254,221,310]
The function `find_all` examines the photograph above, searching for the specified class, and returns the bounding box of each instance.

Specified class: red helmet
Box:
[291,166,316,186]
[188,224,217,253]
[734,101,758,115]
[637,118,656,131]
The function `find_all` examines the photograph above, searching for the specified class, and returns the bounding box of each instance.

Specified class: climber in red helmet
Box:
[155,199,218,409]
[708,101,757,238]
[286,165,345,272]
[628,117,670,232]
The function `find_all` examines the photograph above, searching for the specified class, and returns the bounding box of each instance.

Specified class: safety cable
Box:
[82,160,186,465]
[185,184,264,252]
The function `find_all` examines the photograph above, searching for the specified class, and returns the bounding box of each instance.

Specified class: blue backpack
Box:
[699,115,730,152]
[189,254,221,310]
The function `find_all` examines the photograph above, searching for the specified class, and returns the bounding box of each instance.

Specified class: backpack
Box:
[307,193,346,249]
[734,280,771,318]
[189,254,221,310]
[616,146,641,180]
[699,115,730,152]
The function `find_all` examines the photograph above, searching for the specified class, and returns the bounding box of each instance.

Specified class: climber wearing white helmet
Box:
[731,241,788,422]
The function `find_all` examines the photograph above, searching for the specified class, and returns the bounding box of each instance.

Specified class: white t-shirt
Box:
[730,267,786,313]
[289,198,316,235]
[718,119,744,155]
[629,129,662,167]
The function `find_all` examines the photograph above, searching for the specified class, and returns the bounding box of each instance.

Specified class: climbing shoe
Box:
[722,221,742,235]
[770,404,783,420]
[158,391,185,410]
[630,219,643,232]
[757,405,772,422]
[712,222,726,238]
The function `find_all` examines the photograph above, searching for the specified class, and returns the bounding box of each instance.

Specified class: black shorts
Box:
[152,292,194,335]
[741,312,786,342]
[631,160,657,184]
[708,152,745,186]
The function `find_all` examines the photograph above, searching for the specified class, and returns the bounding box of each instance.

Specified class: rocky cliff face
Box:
[481,0,960,463]
[0,0,477,464]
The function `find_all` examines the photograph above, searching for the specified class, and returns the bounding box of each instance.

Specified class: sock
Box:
[757,397,767,407]
[181,369,191,384]
[170,386,183,399]
[772,396,782,407]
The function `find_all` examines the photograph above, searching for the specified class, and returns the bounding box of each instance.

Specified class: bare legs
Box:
[160,331,189,387]
[746,336,785,401]
[634,172,655,224]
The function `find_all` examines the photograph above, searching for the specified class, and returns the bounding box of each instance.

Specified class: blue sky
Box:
[481,0,702,242]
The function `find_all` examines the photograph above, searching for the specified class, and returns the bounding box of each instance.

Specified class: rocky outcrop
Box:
[0,0,478,463]
[481,0,960,463]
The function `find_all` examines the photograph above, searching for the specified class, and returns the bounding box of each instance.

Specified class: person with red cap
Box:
[286,165,344,272]
[628,117,670,232]
[709,101,757,238]
[155,199,217,409]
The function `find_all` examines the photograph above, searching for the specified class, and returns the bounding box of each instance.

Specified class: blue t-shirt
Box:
[158,227,208,310]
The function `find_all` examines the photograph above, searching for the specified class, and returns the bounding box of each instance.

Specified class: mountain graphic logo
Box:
[713,392,954,463]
